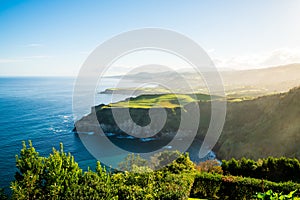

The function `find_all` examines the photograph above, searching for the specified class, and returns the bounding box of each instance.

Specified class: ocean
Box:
[0,77,216,191]
[0,77,130,190]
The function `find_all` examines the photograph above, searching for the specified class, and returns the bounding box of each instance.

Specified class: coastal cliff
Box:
[74,101,212,140]
[74,87,300,160]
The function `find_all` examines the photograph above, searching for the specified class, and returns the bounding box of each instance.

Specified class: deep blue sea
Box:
[0,77,216,191]
[0,77,130,190]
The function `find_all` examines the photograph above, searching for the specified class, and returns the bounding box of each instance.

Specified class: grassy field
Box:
[104,93,219,108]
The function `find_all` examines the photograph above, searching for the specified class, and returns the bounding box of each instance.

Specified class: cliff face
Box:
[74,87,300,160]
[216,87,300,160]
[74,101,211,140]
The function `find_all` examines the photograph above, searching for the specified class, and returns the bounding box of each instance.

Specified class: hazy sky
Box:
[1,0,300,76]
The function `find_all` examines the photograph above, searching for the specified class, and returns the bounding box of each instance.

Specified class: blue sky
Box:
[1,0,300,76]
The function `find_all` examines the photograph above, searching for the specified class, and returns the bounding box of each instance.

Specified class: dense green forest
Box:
[2,141,300,199]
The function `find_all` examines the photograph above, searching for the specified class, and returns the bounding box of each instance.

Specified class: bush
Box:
[112,170,155,200]
[76,162,118,200]
[191,172,221,199]
[11,141,117,200]
[190,172,300,200]
[222,157,300,183]
[111,170,194,200]
[118,153,148,172]
[10,141,196,200]
[219,175,264,200]
[154,172,195,200]
[256,189,298,200]
[153,151,195,174]
[195,159,223,174]
[11,141,300,200]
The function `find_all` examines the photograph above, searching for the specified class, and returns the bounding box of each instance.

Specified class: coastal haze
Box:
[103,63,300,97]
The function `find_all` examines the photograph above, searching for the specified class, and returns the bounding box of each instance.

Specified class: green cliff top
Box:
[103,93,220,109]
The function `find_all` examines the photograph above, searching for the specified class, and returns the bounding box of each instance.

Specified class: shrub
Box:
[111,170,195,200]
[219,175,263,200]
[190,172,221,199]
[118,153,148,172]
[11,141,196,200]
[76,162,118,200]
[154,172,195,200]
[190,172,300,200]
[222,157,300,183]
[153,151,195,174]
[11,141,115,200]
[195,159,223,174]
[256,189,298,200]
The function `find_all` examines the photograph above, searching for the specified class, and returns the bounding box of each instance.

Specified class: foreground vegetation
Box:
[2,141,300,199]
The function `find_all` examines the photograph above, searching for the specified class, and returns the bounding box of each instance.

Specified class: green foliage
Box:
[154,172,195,200]
[191,172,222,198]
[219,175,264,200]
[114,151,195,200]
[222,157,300,183]
[11,141,116,200]
[42,144,82,199]
[105,93,214,108]
[153,151,195,173]
[11,141,46,199]
[118,153,148,172]
[195,159,223,174]
[256,189,298,200]
[110,169,194,200]
[10,141,196,200]
[190,172,300,200]
[10,141,300,200]
[112,171,155,200]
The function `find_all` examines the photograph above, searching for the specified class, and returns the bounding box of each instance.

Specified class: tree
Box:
[11,141,82,199]
[195,159,223,174]
[151,151,195,173]
[10,141,196,200]
[11,141,45,199]
[118,153,148,172]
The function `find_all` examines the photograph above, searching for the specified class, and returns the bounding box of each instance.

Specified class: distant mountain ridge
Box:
[104,64,300,97]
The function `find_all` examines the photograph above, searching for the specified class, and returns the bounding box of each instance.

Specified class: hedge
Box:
[190,172,300,200]
[222,157,300,183]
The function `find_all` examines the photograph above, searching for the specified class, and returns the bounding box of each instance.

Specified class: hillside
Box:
[104,64,300,97]
[215,86,300,159]
[74,87,300,160]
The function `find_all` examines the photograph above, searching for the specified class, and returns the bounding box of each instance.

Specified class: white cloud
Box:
[260,48,300,66]
[211,48,300,70]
